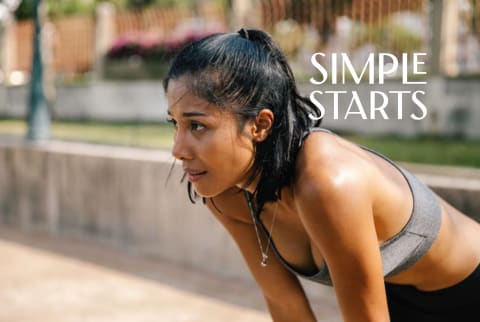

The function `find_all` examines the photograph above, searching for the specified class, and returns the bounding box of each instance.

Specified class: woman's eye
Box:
[167,118,177,128]
[191,122,206,131]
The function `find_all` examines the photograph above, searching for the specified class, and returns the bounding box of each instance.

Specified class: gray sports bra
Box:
[244,127,442,286]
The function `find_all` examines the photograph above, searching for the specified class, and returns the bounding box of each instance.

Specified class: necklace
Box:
[244,190,279,267]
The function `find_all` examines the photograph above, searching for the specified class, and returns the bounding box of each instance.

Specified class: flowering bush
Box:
[106,32,172,61]
[106,26,225,62]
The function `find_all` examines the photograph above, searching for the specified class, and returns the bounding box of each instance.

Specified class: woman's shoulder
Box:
[293,130,376,205]
[292,131,383,246]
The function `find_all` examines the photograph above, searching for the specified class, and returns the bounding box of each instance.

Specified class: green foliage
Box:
[1,119,480,167]
[352,19,423,56]
[48,0,97,18]
[0,119,175,149]
[13,0,34,20]
[15,0,99,20]
[128,0,153,8]
[347,134,480,168]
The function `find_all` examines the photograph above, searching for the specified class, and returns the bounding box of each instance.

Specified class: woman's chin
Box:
[192,183,231,199]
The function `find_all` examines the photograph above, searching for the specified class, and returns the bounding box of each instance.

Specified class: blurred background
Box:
[0,1,479,321]
[0,0,479,163]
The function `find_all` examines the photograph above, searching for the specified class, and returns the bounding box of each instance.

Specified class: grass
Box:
[347,135,480,168]
[0,119,174,149]
[1,119,479,168]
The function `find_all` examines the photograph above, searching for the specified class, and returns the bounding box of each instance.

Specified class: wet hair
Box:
[164,28,322,213]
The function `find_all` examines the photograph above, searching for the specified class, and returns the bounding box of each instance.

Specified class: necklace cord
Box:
[243,190,279,267]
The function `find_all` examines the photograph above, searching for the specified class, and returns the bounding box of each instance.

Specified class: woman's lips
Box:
[185,169,207,182]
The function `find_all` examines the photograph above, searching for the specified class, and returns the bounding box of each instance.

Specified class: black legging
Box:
[385,263,480,322]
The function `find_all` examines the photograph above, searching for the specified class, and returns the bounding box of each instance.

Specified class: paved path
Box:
[0,226,341,322]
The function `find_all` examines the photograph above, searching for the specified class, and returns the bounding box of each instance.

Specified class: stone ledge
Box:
[401,163,480,222]
[401,162,480,180]
[0,139,478,287]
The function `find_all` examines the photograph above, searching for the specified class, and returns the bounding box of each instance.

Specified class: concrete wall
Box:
[0,139,249,280]
[0,139,479,297]
[0,81,168,122]
[1,77,480,138]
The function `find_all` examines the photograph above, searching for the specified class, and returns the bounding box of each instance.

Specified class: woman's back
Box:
[294,128,480,290]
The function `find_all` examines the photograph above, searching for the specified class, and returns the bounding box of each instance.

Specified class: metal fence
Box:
[10,1,226,77]
[257,0,480,76]
[6,0,480,79]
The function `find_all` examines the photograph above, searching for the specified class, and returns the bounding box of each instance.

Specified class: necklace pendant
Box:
[261,254,268,267]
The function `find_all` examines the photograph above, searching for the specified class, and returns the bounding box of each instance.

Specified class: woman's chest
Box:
[259,203,325,275]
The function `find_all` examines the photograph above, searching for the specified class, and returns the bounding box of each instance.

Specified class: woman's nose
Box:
[171,133,193,161]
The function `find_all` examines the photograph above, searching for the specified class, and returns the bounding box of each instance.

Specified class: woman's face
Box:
[167,77,256,197]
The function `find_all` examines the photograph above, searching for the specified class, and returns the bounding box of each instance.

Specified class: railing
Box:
[6,0,480,79]
[10,2,226,77]
[258,0,480,76]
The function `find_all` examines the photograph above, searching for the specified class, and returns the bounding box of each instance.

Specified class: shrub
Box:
[105,25,225,62]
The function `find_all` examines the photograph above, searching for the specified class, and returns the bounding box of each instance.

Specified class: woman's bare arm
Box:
[295,163,390,322]
[205,187,316,322]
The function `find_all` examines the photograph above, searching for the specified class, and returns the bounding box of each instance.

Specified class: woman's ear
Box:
[252,109,274,142]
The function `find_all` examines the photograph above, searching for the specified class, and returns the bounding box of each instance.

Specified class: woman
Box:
[164,28,480,322]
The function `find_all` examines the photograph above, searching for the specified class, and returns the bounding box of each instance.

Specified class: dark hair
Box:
[164,28,322,213]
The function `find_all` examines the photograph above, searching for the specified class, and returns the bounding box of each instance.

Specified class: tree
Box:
[15,0,99,20]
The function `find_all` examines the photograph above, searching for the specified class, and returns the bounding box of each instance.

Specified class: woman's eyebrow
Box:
[182,112,209,117]
[167,110,209,117]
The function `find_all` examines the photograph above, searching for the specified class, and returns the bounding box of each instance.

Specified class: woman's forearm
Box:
[265,295,317,322]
